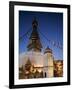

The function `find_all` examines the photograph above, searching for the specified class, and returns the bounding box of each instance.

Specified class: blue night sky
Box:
[19,11,63,60]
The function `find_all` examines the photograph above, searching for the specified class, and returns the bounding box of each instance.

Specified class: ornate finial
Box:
[32,17,38,30]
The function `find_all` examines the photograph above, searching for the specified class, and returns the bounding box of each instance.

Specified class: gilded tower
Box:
[27,18,42,52]
[43,47,54,77]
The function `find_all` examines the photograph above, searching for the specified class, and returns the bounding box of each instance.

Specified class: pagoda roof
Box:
[44,46,52,54]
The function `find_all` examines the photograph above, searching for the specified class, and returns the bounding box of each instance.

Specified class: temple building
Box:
[19,18,63,79]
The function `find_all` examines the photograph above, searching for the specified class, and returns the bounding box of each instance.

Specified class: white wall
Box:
[0,0,72,90]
